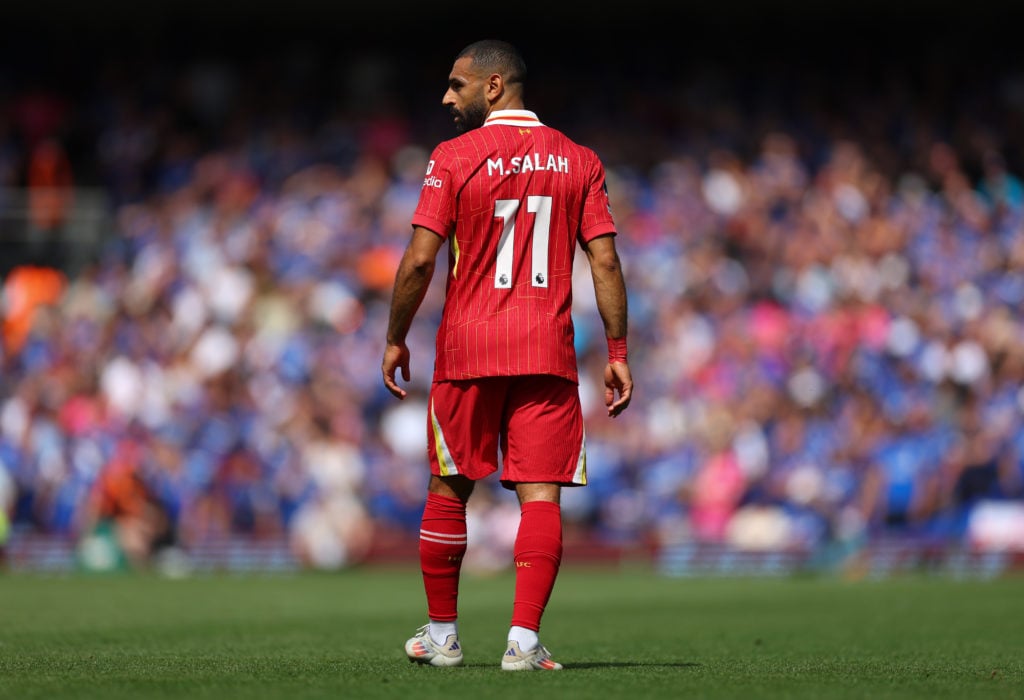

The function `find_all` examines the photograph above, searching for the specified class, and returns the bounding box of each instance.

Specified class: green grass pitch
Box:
[0,566,1022,699]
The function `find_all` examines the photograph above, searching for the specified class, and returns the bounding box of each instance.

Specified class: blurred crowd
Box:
[2,40,1024,570]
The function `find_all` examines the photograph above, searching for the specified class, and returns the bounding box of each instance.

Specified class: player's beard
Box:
[452,100,487,133]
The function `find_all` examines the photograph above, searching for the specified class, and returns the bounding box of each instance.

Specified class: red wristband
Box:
[607,336,627,363]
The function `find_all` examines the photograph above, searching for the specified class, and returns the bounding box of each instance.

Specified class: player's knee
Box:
[428,474,475,502]
[515,482,561,505]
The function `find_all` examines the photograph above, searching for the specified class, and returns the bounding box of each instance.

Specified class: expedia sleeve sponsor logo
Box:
[423,159,444,188]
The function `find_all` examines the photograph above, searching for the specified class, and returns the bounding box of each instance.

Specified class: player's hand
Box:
[604,361,633,417]
[382,343,411,399]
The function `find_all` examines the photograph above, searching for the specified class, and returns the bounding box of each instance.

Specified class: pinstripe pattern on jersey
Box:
[412,110,617,383]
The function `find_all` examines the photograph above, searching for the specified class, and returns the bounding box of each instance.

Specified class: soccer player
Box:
[382,39,633,671]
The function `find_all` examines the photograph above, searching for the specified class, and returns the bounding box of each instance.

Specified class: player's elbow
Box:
[591,249,621,276]
[411,257,435,279]
[404,249,436,278]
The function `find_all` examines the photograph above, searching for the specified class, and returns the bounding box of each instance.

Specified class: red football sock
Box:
[511,500,563,631]
[419,492,467,623]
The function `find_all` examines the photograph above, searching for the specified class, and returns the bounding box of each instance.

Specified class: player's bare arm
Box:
[382,226,444,399]
[583,233,633,417]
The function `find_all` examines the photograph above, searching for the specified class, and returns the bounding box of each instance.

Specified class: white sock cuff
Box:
[508,625,539,652]
[429,620,457,645]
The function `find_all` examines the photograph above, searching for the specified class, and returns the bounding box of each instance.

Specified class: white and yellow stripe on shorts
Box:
[430,399,459,476]
[571,429,587,485]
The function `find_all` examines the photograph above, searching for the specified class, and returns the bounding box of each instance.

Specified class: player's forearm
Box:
[386,252,435,345]
[591,257,628,340]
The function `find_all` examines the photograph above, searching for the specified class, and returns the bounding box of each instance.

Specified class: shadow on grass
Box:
[453,661,701,670]
[567,662,702,670]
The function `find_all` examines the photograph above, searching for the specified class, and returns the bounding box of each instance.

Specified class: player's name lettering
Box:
[487,154,570,176]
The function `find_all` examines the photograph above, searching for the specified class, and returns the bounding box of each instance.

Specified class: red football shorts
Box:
[426,375,586,488]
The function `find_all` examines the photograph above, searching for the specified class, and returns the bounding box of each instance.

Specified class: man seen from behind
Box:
[382,38,633,671]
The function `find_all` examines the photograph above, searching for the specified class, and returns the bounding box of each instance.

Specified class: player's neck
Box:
[488,97,525,118]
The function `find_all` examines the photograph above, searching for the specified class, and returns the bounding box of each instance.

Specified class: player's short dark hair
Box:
[456,40,527,85]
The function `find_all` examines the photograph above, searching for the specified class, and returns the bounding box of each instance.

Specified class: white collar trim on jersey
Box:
[484,109,543,127]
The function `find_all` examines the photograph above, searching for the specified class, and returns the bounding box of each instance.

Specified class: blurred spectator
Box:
[10,86,68,155]
[26,137,73,232]
[77,436,173,571]
[289,414,373,569]
[2,263,65,355]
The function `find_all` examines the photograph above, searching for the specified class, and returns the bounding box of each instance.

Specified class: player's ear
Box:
[485,73,503,101]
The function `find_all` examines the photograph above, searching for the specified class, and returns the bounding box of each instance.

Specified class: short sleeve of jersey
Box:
[579,156,617,243]
[411,145,456,240]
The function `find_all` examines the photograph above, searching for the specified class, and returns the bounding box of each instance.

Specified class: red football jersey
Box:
[412,110,617,383]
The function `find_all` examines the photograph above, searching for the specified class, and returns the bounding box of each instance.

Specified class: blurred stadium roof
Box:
[5,0,1022,41]
[4,0,1021,71]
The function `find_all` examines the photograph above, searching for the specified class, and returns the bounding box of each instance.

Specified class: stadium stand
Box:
[1,2,1023,576]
